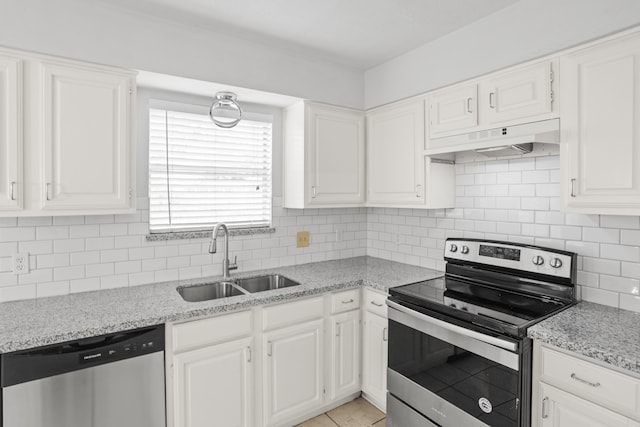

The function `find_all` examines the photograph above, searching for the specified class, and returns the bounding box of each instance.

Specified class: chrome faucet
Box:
[209,223,238,280]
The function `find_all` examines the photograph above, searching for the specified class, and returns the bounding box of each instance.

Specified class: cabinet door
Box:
[428,84,478,137]
[173,337,253,427]
[561,33,640,214]
[307,104,365,205]
[38,60,133,211]
[361,310,388,411]
[263,319,324,426]
[0,54,21,211]
[329,310,360,401]
[367,99,425,206]
[539,383,640,427]
[481,61,554,126]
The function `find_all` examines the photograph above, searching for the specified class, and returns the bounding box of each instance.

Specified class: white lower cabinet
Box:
[329,307,361,401]
[263,319,324,426]
[538,383,639,427]
[168,310,254,427]
[533,342,640,427]
[174,337,253,427]
[168,290,383,427]
[361,289,389,411]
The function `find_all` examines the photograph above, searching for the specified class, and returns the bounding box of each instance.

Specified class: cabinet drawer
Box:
[540,346,640,416]
[263,296,324,331]
[363,288,388,318]
[172,310,252,353]
[331,288,360,314]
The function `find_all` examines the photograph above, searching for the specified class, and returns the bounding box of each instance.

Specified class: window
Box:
[148,102,272,233]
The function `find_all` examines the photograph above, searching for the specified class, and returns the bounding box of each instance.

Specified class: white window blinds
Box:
[149,106,273,233]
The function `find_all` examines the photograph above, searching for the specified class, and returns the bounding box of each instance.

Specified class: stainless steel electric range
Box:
[386,238,577,427]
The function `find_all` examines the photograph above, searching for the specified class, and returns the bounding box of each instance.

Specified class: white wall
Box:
[0,0,364,109]
[364,0,640,108]
[367,154,640,314]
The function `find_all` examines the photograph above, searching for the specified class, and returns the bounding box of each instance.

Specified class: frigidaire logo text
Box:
[83,353,102,360]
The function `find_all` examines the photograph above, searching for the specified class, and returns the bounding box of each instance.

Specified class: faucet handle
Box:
[229,255,238,271]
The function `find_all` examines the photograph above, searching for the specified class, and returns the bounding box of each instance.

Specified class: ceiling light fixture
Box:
[209,91,242,128]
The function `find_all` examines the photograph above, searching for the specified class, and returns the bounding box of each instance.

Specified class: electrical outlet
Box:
[12,253,29,275]
[296,231,310,248]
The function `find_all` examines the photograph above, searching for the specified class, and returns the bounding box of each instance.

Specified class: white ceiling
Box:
[96,0,520,69]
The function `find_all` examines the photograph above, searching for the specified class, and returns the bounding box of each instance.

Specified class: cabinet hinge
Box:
[550,70,554,83]
[550,90,554,103]
[129,87,133,96]
[128,187,133,199]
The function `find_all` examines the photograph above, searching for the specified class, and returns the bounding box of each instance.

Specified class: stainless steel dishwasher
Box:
[1,324,165,427]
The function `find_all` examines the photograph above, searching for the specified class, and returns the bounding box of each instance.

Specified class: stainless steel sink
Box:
[178,281,246,302]
[177,274,301,302]
[234,274,300,293]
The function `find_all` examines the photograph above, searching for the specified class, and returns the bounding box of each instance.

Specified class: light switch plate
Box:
[296,231,310,248]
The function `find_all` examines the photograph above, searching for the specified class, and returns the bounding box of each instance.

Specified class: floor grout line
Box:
[325,412,341,426]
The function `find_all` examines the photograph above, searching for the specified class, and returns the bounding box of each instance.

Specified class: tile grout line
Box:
[324,412,341,427]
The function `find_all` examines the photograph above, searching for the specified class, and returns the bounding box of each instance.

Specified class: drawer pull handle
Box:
[571,373,600,388]
[370,301,384,307]
[342,299,354,304]
[541,397,549,419]
[570,179,576,197]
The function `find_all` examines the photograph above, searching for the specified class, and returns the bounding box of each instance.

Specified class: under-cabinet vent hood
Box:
[426,118,560,157]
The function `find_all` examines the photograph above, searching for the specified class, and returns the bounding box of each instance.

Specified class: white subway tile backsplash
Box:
[582,257,620,276]
[599,275,640,295]
[600,244,640,262]
[581,286,619,307]
[619,295,640,312]
[0,155,638,315]
[582,227,620,244]
[620,230,640,246]
[600,215,640,230]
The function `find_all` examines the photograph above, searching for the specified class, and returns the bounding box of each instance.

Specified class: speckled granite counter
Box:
[528,301,640,376]
[0,256,442,353]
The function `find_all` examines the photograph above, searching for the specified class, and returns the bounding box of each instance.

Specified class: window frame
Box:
[147,98,274,234]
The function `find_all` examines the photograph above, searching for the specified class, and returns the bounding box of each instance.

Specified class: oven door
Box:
[387,300,530,427]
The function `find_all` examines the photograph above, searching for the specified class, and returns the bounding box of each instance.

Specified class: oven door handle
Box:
[387,300,518,352]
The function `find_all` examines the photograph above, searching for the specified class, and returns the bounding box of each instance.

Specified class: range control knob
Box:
[461,245,470,254]
[449,303,457,309]
[550,258,563,269]
[532,255,544,266]
[461,307,469,312]
[449,244,458,253]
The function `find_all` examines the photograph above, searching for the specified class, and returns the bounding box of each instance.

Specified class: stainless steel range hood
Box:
[427,118,560,157]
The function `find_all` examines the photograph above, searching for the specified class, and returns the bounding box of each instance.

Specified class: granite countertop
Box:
[528,301,640,376]
[0,256,443,353]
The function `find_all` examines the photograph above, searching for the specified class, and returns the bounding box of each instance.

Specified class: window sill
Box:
[146,227,276,242]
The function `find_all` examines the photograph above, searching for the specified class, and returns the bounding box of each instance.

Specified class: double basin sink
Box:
[178,274,301,302]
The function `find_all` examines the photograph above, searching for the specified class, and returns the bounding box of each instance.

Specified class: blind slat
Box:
[149,107,273,233]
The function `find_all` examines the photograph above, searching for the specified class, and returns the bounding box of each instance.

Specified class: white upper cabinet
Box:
[429,84,478,137]
[427,59,557,141]
[367,98,455,208]
[366,98,426,206]
[36,60,134,212]
[0,53,22,211]
[480,60,554,126]
[560,31,640,215]
[283,101,365,208]
[0,47,136,217]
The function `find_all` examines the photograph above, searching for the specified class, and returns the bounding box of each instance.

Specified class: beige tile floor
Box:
[296,397,386,427]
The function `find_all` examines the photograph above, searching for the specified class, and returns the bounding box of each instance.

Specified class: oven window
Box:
[388,319,520,426]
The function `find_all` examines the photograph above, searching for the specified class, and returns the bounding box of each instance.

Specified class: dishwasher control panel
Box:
[2,325,165,387]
